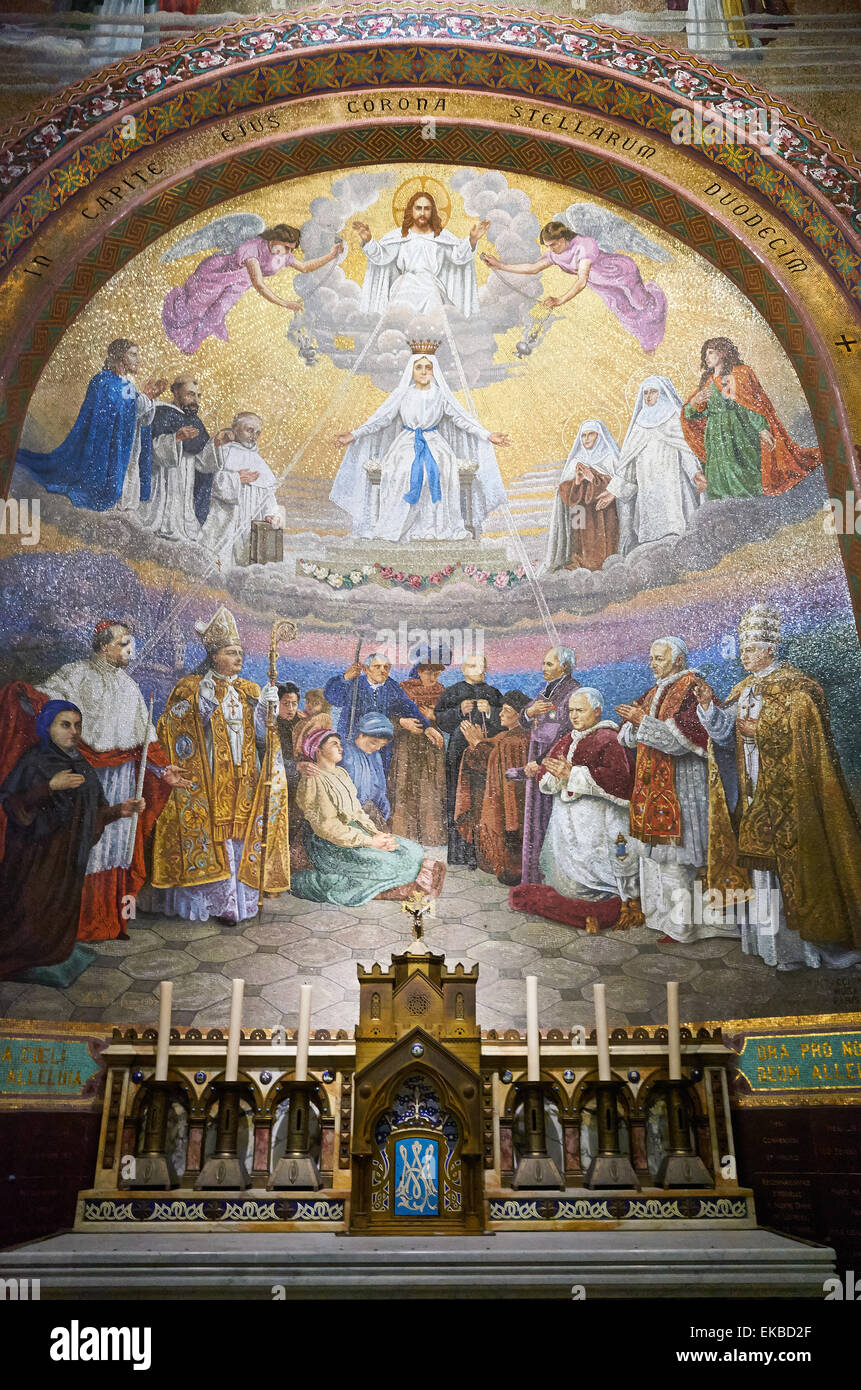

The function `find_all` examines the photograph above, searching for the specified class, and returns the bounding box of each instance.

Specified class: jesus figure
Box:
[354,191,489,319]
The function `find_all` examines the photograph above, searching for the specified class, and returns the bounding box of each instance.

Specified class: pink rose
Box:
[429,573,442,585]
[464,564,477,577]
[392,572,406,583]
[514,564,526,579]
[493,572,510,589]
[379,565,394,579]
[476,570,490,584]
[442,565,455,576]
[407,574,422,589]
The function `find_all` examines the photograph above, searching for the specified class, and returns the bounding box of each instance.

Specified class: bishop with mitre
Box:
[148,606,291,922]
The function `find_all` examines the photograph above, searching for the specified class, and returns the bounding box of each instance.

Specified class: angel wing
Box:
[556,203,672,262]
[160,213,266,263]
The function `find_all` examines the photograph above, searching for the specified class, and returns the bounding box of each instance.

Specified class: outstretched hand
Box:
[353,220,372,245]
[469,219,491,247]
[336,432,355,448]
[488,432,510,447]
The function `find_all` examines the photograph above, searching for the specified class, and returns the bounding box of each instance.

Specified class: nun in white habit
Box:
[330,349,510,542]
[542,419,632,574]
[596,376,707,547]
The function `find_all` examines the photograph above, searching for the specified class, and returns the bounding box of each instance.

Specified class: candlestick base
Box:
[268,1080,323,1191]
[124,1080,179,1191]
[655,1079,713,1189]
[195,1081,251,1191]
[510,1080,564,1191]
[584,1079,640,1190]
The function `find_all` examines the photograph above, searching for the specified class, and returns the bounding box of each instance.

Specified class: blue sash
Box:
[403,426,441,505]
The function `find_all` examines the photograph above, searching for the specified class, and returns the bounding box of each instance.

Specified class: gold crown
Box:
[408,339,441,356]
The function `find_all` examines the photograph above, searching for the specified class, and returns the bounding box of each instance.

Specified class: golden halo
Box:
[392,176,452,230]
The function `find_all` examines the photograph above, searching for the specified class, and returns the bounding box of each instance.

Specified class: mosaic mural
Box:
[1,9,860,1036]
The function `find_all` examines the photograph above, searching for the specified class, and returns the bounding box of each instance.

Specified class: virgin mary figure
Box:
[330,347,510,542]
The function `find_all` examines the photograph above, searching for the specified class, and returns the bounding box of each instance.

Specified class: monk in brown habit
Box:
[454,690,530,884]
[0,701,144,982]
[390,660,448,846]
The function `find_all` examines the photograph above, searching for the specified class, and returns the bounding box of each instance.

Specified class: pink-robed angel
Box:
[161,214,342,355]
[483,204,668,353]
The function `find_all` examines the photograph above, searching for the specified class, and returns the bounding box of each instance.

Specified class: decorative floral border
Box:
[299,558,529,591]
[0,6,859,299]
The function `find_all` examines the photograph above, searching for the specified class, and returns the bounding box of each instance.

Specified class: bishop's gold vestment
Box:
[150,673,291,894]
[707,664,861,946]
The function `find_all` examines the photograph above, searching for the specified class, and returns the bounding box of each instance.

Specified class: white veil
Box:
[622,376,683,445]
[560,419,621,483]
[329,354,506,534]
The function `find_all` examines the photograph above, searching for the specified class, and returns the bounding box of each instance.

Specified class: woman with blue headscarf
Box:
[0,701,144,982]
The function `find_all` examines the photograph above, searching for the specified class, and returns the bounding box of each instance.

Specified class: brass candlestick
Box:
[656,1079,713,1188]
[268,1081,323,1190]
[511,1079,564,1190]
[584,1079,639,1190]
[124,1080,178,1190]
[195,1081,251,1190]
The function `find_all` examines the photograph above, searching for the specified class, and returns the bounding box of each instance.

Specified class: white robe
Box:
[359,228,480,318]
[356,383,486,541]
[537,721,639,901]
[38,654,156,875]
[607,387,703,546]
[115,384,158,512]
[141,433,218,543]
[200,441,279,567]
[698,674,861,971]
[330,355,505,539]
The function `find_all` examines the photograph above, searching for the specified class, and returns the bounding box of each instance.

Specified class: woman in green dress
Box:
[681,336,819,499]
[290,728,430,906]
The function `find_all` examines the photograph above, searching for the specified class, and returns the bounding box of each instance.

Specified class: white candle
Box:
[295,983,313,1082]
[224,978,245,1083]
[667,980,681,1080]
[155,980,172,1082]
[525,975,540,1081]
[593,983,612,1082]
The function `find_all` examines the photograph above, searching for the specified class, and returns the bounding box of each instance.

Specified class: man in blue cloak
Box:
[16,338,166,513]
[324,651,444,775]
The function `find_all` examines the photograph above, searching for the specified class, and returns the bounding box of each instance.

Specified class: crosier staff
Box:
[258,617,298,915]
[125,692,154,863]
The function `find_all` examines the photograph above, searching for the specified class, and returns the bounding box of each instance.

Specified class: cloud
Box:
[292,167,546,391]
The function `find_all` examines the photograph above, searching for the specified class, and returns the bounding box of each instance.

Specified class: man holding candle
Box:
[616,636,739,944]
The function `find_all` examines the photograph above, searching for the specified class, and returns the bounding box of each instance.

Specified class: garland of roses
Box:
[298,559,528,591]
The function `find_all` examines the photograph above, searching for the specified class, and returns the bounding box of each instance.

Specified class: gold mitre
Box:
[195,605,240,654]
[409,339,441,356]
[739,603,781,646]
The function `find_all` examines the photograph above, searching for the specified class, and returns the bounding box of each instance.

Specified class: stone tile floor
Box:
[1,865,859,1031]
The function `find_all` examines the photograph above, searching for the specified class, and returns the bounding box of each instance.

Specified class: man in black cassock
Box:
[435,655,503,867]
[146,374,232,539]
